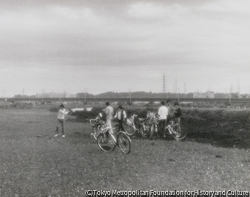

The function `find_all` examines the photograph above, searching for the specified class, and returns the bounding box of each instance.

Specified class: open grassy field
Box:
[0,107,250,196]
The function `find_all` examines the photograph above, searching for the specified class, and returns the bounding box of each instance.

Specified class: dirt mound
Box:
[182,109,250,149]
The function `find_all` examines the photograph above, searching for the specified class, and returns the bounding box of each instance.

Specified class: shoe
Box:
[62,135,66,138]
[54,134,59,137]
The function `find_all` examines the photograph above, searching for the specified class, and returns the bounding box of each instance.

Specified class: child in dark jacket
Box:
[114,105,127,131]
[174,102,182,136]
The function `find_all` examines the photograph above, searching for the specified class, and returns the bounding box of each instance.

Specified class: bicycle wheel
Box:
[117,132,131,154]
[139,124,149,138]
[97,133,116,152]
[172,124,186,140]
[123,123,136,136]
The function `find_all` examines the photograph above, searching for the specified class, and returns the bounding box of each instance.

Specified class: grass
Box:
[0,108,249,196]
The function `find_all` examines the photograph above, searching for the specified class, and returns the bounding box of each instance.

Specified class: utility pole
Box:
[162,73,166,94]
[128,88,132,109]
[84,89,87,104]
[177,88,180,102]
[229,84,233,104]
[176,79,178,93]
[42,89,44,103]
[238,79,240,95]
[184,82,186,95]
[129,88,131,103]
[175,79,178,98]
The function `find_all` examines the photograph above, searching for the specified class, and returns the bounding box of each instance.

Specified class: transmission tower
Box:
[162,73,166,93]
[175,79,178,94]
[238,79,240,94]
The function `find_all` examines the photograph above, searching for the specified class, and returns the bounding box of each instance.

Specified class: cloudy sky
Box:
[0,0,249,96]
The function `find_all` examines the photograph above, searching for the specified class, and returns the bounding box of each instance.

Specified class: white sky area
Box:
[0,0,250,96]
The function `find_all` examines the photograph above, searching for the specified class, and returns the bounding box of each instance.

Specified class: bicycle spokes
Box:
[117,132,131,154]
[97,133,116,152]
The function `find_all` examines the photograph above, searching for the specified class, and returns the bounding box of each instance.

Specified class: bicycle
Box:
[89,113,105,140]
[96,122,131,154]
[124,114,151,138]
[145,111,159,139]
[147,121,159,139]
[123,114,137,136]
[165,120,186,140]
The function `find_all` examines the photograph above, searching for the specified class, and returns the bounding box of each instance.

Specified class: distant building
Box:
[241,94,250,98]
[36,91,73,98]
[231,93,241,98]
[224,92,244,98]
[69,94,77,98]
[224,94,231,98]
[193,91,215,98]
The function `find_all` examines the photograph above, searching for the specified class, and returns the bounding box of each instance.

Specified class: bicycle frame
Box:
[126,114,138,129]
[114,124,132,143]
[165,121,179,136]
[125,114,159,139]
[97,122,131,143]
[96,122,132,154]
[98,124,117,143]
[89,113,103,127]
[89,114,107,140]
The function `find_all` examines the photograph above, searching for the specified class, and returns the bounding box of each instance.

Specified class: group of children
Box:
[155,100,182,138]
[54,100,182,138]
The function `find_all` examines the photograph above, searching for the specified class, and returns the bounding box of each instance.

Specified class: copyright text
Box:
[85,190,249,197]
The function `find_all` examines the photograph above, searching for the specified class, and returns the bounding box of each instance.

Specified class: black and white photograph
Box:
[0,0,250,196]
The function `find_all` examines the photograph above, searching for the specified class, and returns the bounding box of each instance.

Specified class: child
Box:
[146,111,158,139]
[114,105,127,131]
[173,102,182,136]
[158,101,168,138]
[54,104,70,137]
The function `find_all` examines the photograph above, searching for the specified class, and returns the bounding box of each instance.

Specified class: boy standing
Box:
[166,100,174,117]
[158,101,168,137]
[54,104,69,137]
[103,102,114,134]
[114,105,127,131]
[174,102,182,136]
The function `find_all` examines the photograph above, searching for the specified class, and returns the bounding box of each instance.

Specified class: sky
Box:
[0,0,250,97]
